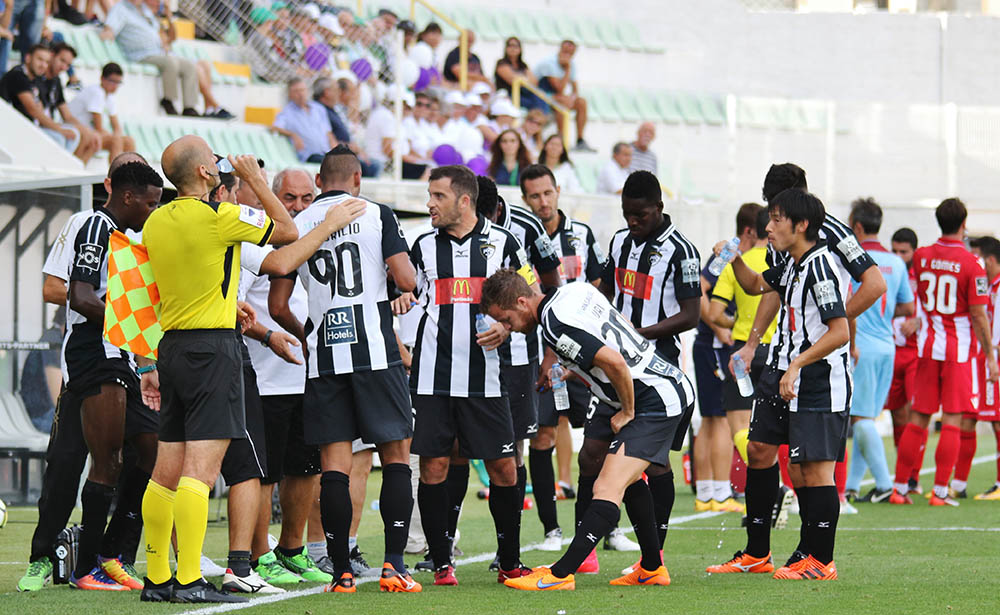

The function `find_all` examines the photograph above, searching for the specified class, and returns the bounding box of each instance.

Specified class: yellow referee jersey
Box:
[711,246,777,344]
[143,197,274,331]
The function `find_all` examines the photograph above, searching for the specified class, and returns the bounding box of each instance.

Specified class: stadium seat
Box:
[698,94,726,126]
[610,89,642,123]
[494,9,518,40]
[511,12,543,44]
[553,15,581,44]
[583,88,621,122]
[675,92,705,125]
[573,156,600,193]
[652,90,684,125]
[594,19,625,50]
[469,8,502,41]
[617,20,664,54]
[634,89,661,123]
[534,13,564,45]
[574,17,603,48]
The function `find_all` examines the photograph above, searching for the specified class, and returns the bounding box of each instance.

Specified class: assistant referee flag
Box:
[103,230,162,359]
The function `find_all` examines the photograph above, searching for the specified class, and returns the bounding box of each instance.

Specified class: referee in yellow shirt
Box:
[138,136,298,603]
[708,205,777,464]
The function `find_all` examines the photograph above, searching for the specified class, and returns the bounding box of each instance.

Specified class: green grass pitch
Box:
[1,432,998,614]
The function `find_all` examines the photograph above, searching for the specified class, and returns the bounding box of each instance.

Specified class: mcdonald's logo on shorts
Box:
[615,268,653,300]
[435,277,485,304]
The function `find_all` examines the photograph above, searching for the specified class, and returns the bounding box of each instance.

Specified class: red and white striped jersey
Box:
[988,274,1000,349]
[913,238,989,362]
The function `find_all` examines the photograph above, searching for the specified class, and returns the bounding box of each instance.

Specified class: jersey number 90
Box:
[308,242,364,298]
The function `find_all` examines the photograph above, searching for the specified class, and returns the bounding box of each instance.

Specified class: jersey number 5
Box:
[308,242,364,298]
[919,272,957,315]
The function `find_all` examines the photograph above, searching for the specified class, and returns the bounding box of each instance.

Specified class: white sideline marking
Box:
[857,453,995,487]
[176,510,724,615]
[669,526,1000,532]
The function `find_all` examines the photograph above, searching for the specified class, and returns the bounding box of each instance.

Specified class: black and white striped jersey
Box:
[767,213,875,298]
[289,190,409,376]
[548,210,605,284]
[410,216,532,397]
[762,243,852,413]
[497,203,560,366]
[62,207,127,382]
[600,217,701,364]
[538,281,695,415]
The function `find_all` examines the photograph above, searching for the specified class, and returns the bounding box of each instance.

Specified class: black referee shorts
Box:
[749,367,849,463]
[501,361,539,439]
[158,329,246,443]
[302,365,413,448]
[220,361,267,486]
[537,379,590,428]
[411,394,515,460]
[261,394,320,485]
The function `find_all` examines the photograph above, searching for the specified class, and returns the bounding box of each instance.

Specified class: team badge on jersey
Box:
[837,236,865,263]
[76,243,104,271]
[324,306,357,345]
[648,249,662,266]
[567,234,581,250]
[680,258,699,284]
[480,241,496,259]
[814,279,837,307]
[556,334,582,361]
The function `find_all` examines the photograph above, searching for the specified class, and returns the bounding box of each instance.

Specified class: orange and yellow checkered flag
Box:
[103,230,162,359]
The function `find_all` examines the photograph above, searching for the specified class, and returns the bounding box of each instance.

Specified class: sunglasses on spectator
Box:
[103,77,123,85]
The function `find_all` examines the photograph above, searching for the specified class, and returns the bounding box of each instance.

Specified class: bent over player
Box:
[481,273,695,590]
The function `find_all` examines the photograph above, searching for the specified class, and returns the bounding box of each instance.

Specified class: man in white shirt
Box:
[68,62,136,162]
[596,142,633,195]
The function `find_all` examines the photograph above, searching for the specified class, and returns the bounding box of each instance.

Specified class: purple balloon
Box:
[304,43,331,71]
[433,144,462,166]
[466,155,488,175]
[350,58,373,82]
[413,67,432,92]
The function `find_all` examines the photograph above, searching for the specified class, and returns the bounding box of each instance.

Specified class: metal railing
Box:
[408,0,467,90]
[511,77,573,149]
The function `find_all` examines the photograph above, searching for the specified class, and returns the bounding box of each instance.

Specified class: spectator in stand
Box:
[596,142,633,195]
[0,1,13,76]
[403,91,434,160]
[409,22,443,88]
[271,76,335,163]
[101,0,233,118]
[535,40,592,152]
[538,134,583,193]
[518,108,546,162]
[441,90,482,161]
[5,0,42,62]
[312,75,377,176]
[443,29,491,89]
[67,62,136,161]
[494,36,546,112]
[488,128,532,187]
[0,44,85,160]
[630,122,657,174]
[482,97,520,146]
[429,94,446,132]
[364,87,411,177]
[39,42,99,163]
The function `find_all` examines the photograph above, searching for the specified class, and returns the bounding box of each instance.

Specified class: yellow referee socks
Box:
[174,476,211,585]
[734,429,750,464]
[141,480,176,584]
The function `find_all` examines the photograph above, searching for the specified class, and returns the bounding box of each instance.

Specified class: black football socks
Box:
[320,471,352,575]
[647,471,675,549]
[380,463,412,573]
[418,480,450,568]
[745,464,779,558]
[529,446,559,533]
[551,499,619,578]
[622,480,662,571]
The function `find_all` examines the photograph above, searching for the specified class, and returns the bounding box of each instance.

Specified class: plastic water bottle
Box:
[551,363,571,410]
[475,314,497,358]
[709,237,741,276]
[731,354,754,397]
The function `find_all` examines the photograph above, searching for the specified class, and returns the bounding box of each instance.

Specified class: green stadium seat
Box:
[534,13,563,45]
[594,19,624,50]
[697,94,726,126]
[574,17,603,48]
[634,90,661,123]
[511,12,542,44]
[652,90,683,125]
[469,9,501,41]
[554,15,580,44]
[573,157,599,194]
[674,92,704,125]
[616,20,647,53]
[583,88,620,122]
[494,9,518,40]
[610,89,642,123]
